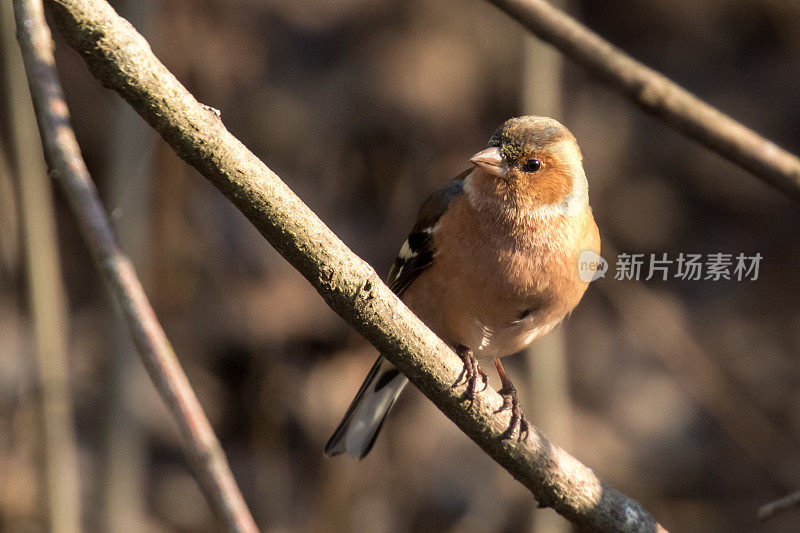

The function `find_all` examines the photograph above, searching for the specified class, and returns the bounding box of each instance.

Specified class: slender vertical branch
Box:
[521,7,573,531]
[12,1,258,531]
[1,2,81,531]
[486,0,800,199]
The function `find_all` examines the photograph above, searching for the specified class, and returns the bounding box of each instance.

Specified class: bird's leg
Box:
[454,344,488,407]
[494,358,529,441]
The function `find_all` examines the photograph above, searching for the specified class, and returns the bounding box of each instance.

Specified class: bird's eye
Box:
[522,159,541,173]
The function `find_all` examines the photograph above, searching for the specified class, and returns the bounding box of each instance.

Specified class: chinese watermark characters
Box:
[613,252,762,281]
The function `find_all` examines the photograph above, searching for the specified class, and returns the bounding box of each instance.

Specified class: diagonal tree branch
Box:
[12,1,257,531]
[486,0,800,200]
[40,0,666,531]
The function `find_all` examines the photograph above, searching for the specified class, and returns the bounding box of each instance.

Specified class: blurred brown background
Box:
[2,0,800,531]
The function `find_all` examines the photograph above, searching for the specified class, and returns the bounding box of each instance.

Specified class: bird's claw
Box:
[454,345,488,407]
[496,385,529,442]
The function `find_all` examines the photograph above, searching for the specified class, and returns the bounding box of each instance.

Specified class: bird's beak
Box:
[470,147,503,176]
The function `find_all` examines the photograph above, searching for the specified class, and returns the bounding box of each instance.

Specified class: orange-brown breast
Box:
[401,195,599,359]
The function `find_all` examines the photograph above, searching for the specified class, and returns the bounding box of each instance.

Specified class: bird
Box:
[324,116,600,459]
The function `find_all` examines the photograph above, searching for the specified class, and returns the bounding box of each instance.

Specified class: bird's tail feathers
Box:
[324,356,408,459]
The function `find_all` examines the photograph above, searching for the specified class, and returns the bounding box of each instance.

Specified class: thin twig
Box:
[1,2,81,530]
[758,489,800,521]
[41,1,667,531]
[12,1,258,531]
[486,0,800,199]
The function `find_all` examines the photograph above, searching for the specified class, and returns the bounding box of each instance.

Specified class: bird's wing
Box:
[386,169,469,295]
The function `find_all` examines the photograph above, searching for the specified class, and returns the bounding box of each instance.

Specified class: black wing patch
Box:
[386,170,469,295]
[385,230,436,295]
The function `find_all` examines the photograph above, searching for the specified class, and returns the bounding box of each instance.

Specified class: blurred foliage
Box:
[2,0,800,531]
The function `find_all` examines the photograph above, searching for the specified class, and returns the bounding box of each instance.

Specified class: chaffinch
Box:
[325,116,600,459]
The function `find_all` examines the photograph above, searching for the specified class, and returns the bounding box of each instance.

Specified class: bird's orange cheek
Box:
[527,169,573,206]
